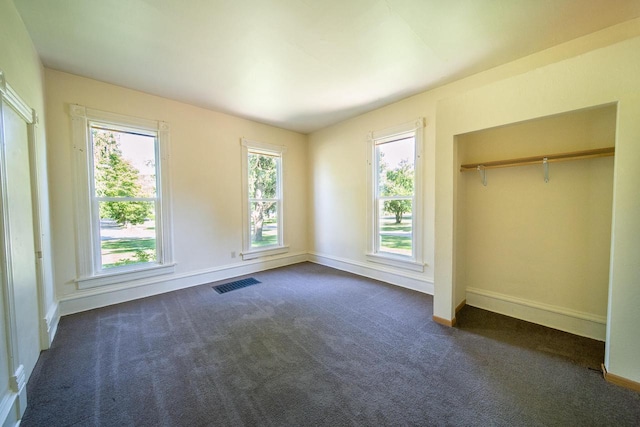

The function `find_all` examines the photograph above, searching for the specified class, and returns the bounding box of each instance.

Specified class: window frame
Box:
[70,105,175,288]
[367,118,425,272]
[240,138,288,260]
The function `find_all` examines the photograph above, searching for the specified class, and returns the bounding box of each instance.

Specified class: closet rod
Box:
[460,147,614,172]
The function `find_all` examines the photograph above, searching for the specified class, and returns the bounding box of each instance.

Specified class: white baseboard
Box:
[308,252,434,295]
[59,252,309,316]
[58,251,433,317]
[0,365,26,427]
[466,287,607,341]
[0,391,19,427]
[43,302,60,347]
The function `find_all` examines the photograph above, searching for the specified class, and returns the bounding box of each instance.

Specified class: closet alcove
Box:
[454,103,616,342]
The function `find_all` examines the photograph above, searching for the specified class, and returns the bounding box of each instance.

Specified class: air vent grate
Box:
[213,277,261,294]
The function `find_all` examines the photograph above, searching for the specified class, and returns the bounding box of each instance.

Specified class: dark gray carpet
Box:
[22,262,640,426]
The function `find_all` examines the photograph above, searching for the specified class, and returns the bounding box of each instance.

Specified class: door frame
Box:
[0,69,44,421]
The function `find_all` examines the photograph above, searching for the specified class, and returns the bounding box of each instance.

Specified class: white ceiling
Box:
[14,0,640,134]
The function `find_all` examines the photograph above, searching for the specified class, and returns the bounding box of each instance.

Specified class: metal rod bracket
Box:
[477,165,487,186]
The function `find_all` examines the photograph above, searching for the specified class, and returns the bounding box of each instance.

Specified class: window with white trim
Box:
[241,138,288,260]
[367,118,424,272]
[70,105,174,288]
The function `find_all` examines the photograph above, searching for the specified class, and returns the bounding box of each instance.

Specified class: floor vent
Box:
[213,278,261,294]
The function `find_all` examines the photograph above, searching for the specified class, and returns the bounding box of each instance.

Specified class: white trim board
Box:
[465,287,606,341]
[0,389,19,427]
[59,252,309,316]
[308,252,434,295]
[43,302,59,347]
[69,104,175,289]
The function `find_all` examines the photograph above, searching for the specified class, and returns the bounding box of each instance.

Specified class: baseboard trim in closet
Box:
[465,287,606,341]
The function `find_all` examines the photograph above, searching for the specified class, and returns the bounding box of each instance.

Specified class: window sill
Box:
[241,245,289,260]
[75,262,176,289]
[366,253,425,272]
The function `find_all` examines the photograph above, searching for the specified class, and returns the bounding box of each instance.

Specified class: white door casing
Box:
[0,70,43,423]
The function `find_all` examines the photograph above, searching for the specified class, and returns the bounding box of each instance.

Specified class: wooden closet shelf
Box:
[460,147,615,172]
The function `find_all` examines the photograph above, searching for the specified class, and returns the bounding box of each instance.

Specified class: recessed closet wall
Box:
[455,104,616,340]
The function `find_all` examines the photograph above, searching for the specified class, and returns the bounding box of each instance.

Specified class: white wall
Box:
[310,19,640,384]
[45,69,308,314]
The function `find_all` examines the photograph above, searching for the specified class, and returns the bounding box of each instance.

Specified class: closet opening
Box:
[453,103,616,364]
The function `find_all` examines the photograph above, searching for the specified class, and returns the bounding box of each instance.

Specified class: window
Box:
[70,105,174,288]
[367,118,424,271]
[241,138,288,260]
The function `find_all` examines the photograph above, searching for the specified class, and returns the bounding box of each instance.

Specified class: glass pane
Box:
[92,127,157,198]
[248,152,278,199]
[378,199,413,257]
[99,201,156,268]
[250,201,278,248]
[377,136,415,197]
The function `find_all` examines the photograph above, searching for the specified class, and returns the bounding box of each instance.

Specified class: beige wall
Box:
[0,0,43,103]
[436,34,640,383]
[0,0,54,314]
[456,106,615,339]
[5,0,640,388]
[308,19,640,297]
[0,0,55,424]
[45,69,308,304]
[308,94,437,292]
[310,20,640,384]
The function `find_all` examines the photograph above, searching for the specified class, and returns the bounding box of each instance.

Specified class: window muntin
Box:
[90,125,159,270]
[241,139,287,260]
[374,134,416,258]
